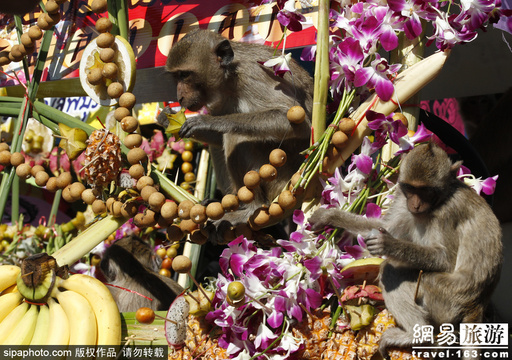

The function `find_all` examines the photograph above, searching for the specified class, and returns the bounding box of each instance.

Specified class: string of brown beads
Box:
[0,0,68,66]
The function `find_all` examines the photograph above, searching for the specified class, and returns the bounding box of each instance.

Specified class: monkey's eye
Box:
[399,183,439,199]
[176,71,192,80]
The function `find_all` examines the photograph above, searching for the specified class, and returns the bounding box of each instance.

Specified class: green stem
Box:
[107,0,120,36]
[0,26,54,220]
[116,0,129,41]
[48,190,62,228]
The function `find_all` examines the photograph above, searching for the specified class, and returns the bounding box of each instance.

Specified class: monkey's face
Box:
[399,182,439,214]
[170,70,207,112]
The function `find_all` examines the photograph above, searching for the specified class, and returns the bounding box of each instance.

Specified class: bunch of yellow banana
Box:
[0,260,121,346]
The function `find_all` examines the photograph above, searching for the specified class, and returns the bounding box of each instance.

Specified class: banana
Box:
[30,304,50,345]
[0,265,21,293]
[46,297,70,346]
[3,304,38,345]
[0,290,23,322]
[58,274,121,345]
[55,289,97,345]
[0,301,29,343]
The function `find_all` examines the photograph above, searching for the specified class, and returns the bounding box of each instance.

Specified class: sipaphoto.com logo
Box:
[411,323,509,359]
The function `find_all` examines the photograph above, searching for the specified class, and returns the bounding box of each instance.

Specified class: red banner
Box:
[0,0,317,86]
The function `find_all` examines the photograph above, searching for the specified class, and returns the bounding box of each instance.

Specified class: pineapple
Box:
[168,315,227,360]
[356,308,396,359]
[291,309,332,360]
[83,129,122,188]
[322,329,358,360]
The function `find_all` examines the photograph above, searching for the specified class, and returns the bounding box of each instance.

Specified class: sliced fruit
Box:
[79,35,136,106]
[340,257,384,283]
[165,294,189,348]
[58,123,88,160]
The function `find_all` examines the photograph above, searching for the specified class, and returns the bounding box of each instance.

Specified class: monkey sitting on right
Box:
[309,142,503,360]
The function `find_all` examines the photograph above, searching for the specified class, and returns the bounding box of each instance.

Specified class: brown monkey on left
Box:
[162,29,313,243]
[100,235,183,312]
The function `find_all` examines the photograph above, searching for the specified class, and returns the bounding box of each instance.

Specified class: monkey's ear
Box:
[215,39,234,67]
[450,160,463,175]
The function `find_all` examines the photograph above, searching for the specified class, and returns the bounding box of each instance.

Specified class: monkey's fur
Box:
[309,143,503,358]
[164,29,313,242]
[100,235,183,312]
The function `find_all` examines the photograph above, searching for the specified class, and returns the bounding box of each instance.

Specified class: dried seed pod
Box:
[102,62,118,80]
[206,202,224,220]
[121,201,138,217]
[167,223,184,242]
[221,194,239,211]
[136,175,154,191]
[148,191,166,212]
[119,92,136,109]
[172,255,192,274]
[95,17,113,33]
[81,188,98,205]
[243,170,260,189]
[189,204,207,224]
[393,113,409,127]
[96,32,115,48]
[107,81,124,98]
[287,105,306,124]
[28,26,43,41]
[114,107,131,121]
[160,201,178,221]
[0,150,11,166]
[269,148,287,168]
[259,164,277,182]
[140,186,157,202]
[124,134,143,149]
[178,200,194,219]
[91,0,108,13]
[278,190,297,210]
[121,116,139,133]
[16,163,32,179]
[127,147,147,165]
[129,164,145,180]
[268,202,284,218]
[31,165,45,177]
[179,219,198,234]
[92,199,107,214]
[45,177,59,192]
[35,171,50,187]
[237,186,254,203]
[332,131,349,149]
[87,68,104,86]
[338,117,356,134]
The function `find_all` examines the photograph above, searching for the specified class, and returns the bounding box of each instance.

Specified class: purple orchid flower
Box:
[396,123,433,154]
[277,0,307,32]
[367,110,408,145]
[457,165,499,195]
[260,52,293,77]
[354,54,401,101]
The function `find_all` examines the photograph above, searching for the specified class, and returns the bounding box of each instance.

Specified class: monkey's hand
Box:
[179,115,223,146]
[308,207,343,231]
[365,228,393,256]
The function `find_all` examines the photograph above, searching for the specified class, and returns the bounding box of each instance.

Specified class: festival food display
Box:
[0,0,508,359]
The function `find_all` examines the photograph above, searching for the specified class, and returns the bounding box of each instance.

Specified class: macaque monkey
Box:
[100,235,183,312]
[163,29,313,242]
[309,142,503,358]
